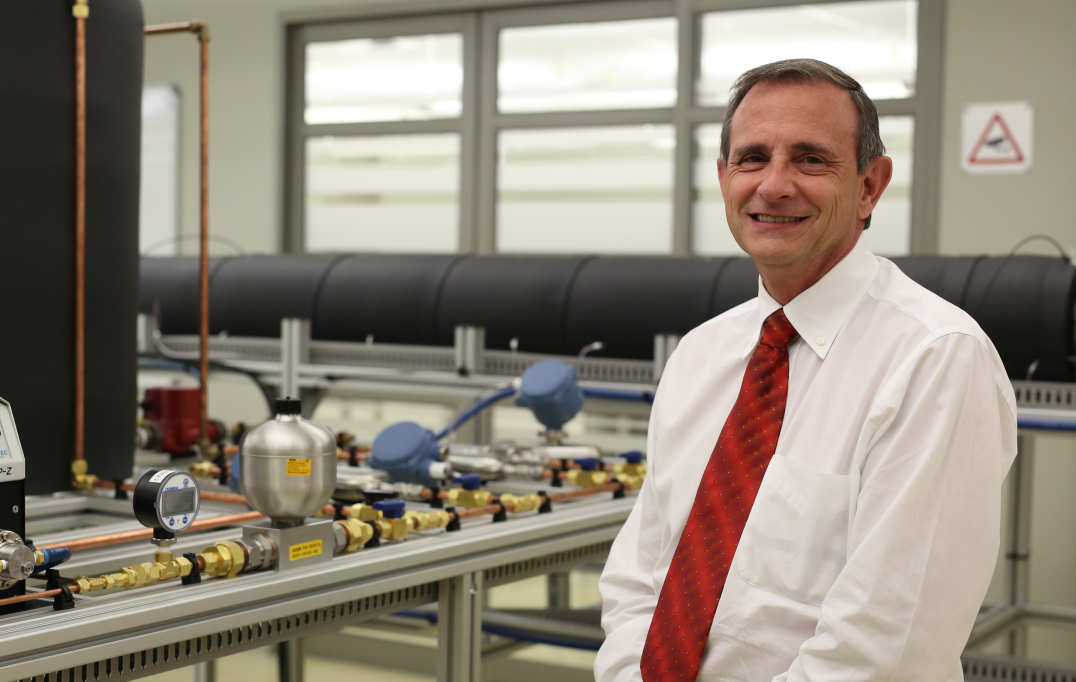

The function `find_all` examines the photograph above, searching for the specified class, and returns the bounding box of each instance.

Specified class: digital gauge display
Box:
[133,469,201,538]
[160,488,196,516]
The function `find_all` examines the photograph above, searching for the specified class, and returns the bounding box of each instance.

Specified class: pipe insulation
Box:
[139,253,1076,383]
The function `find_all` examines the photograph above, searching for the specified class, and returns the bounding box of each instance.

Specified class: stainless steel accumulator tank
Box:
[239,398,336,527]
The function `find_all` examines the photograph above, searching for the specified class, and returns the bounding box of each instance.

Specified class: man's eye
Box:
[803,155,824,164]
[739,154,765,163]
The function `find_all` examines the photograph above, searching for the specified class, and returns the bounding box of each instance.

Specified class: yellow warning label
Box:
[286,458,311,476]
[289,540,323,561]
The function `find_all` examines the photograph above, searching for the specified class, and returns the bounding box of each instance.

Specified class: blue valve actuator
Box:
[516,359,584,432]
[370,421,442,485]
[453,473,482,491]
[372,498,406,519]
[575,457,600,471]
[619,450,644,465]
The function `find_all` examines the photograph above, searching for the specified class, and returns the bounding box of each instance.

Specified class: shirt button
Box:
[815,337,826,346]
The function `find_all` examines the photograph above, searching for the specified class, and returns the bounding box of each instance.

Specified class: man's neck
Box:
[758,239,860,305]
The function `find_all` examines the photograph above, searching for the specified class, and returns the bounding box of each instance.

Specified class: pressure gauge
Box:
[133,469,200,540]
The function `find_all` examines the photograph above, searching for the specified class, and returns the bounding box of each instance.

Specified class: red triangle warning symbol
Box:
[967,113,1026,165]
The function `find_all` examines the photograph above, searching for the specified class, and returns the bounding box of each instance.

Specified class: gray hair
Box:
[719,58,885,174]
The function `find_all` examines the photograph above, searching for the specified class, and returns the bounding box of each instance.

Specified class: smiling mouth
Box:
[751,214,807,224]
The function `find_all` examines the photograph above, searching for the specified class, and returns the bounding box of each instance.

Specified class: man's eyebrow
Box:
[730,143,769,159]
[790,141,837,158]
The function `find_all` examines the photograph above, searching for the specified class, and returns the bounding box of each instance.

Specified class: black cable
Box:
[964,234,1072,380]
[137,352,275,413]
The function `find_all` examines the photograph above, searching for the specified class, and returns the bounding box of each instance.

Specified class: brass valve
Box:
[349,504,380,523]
[200,541,246,579]
[71,460,98,491]
[189,460,217,478]
[616,474,645,491]
[564,469,610,488]
[613,461,647,478]
[404,509,452,532]
[444,488,494,509]
[376,517,410,541]
[499,493,543,514]
[334,519,374,554]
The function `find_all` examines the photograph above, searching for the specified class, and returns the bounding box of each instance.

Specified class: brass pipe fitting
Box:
[73,555,192,594]
[349,504,380,523]
[378,517,410,541]
[70,460,99,491]
[404,510,452,532]
[564,469,610,489]
[200,541,246,579]
[617,474,645,491]
[189,460,217,478]
[334,519,374,554]
[613,462,647,478]
[444,488,494,509]
[499,493,543,514]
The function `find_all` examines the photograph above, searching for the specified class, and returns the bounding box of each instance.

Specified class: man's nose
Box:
[756,159,796,201]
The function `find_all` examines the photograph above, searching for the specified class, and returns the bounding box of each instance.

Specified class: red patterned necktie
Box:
[640,308,798,682]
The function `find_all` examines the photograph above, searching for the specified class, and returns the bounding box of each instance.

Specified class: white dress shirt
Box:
[595,241,1018,682]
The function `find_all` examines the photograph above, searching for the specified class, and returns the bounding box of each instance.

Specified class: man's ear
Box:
[717,158,728,194]
[858,155,893,222]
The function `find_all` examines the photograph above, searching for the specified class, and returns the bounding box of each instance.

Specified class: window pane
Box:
[698,1,916,106]
[305,134,459,252]
[305,34,462,124]
[692,116,913,256]
[499,18,677,113]
[497,125,674,253]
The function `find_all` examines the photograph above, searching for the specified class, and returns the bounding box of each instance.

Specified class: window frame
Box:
[283,0,944,256]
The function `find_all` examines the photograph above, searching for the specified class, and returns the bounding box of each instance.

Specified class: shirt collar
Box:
[747,239,879,360]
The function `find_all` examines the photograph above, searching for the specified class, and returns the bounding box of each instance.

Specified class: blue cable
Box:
[581,387,654,403]
[434,386,517,440]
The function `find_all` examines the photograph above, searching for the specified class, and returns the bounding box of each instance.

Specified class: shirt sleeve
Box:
[594,357,675,682]
[775,331,1017,681]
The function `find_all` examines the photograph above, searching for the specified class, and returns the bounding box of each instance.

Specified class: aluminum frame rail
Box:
[0,496,635,682]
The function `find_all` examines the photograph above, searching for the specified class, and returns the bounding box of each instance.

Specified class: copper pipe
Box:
[0,585,79,608]
[454,504,505,520]
[144,21,211,455]
[92,480,249,506]
[73,1,88,465]
[37,510,263,553]
[197,32,210,454]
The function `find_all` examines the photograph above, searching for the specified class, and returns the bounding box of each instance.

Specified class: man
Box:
[595,59,1017,681]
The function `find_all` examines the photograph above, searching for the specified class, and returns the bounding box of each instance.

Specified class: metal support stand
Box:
[454,326,485,376]
[652,333,680,382]
[1006,433,1033,656]
[438,571,483,682]
[281,318,311,404]
[192,660,216,682]
[547,571,571,610]
[277,638,303,682]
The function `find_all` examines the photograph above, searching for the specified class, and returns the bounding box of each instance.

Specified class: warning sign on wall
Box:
[962,102,1033,174]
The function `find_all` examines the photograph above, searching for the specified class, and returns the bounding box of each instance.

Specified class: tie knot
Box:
[760,309,798,350]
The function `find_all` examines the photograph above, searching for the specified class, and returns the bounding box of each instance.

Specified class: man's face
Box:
[718,80,890,290]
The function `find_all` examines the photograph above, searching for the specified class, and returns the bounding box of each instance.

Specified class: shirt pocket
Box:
[732,454,850,604]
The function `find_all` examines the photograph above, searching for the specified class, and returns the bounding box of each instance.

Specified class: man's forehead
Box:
[728,80,858,150]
